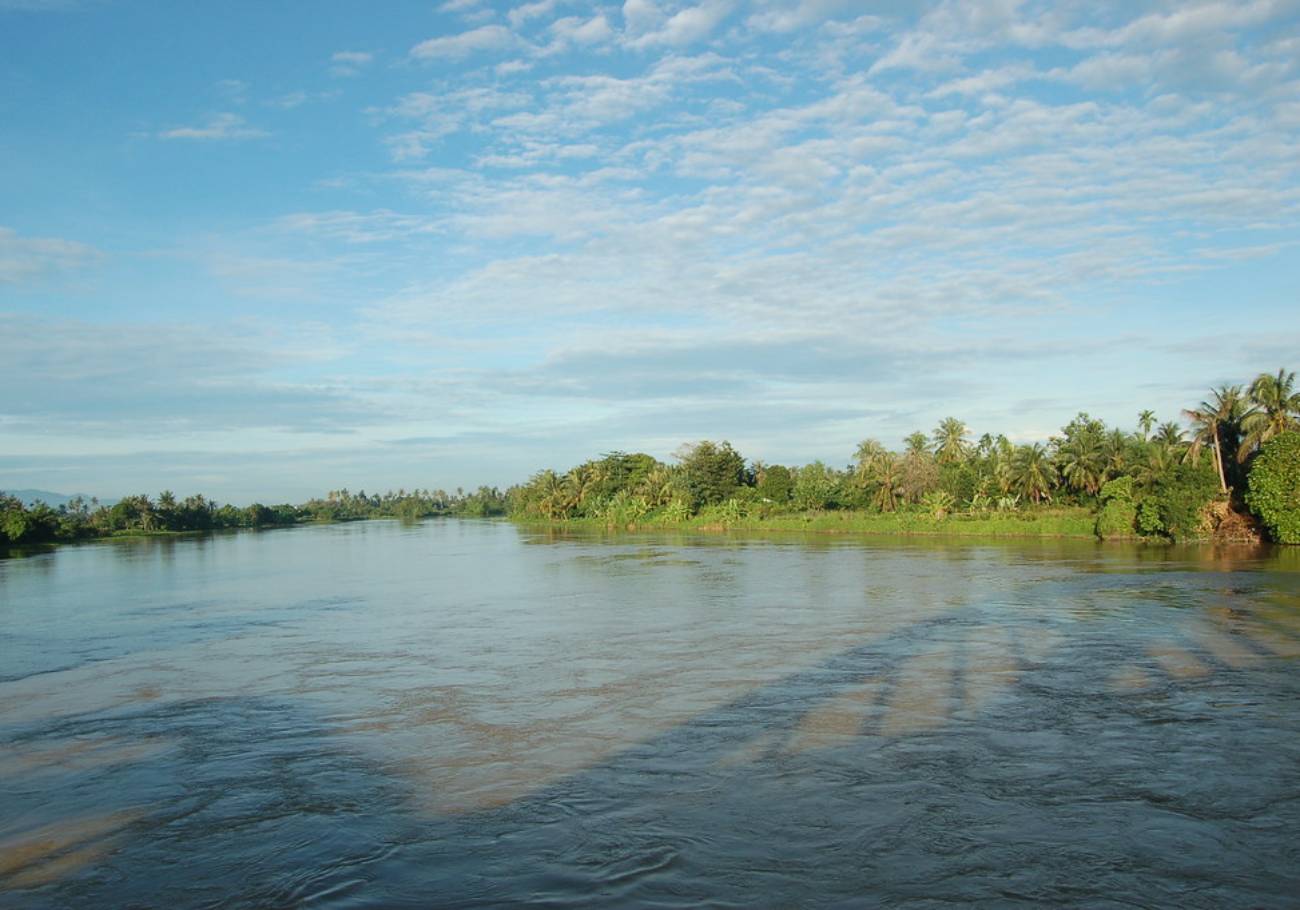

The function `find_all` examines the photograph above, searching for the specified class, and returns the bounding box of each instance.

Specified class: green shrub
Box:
[920,490,956,519]
[1095,500,1137,539]
[1245,431,1300,544]
[1148,460,1219,542]
[1136,498,1164,536]
[1099,475,1135,504]
[1095,475,1138,539]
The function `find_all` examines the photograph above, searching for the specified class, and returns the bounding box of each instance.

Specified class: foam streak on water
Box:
[1,521,1297,907]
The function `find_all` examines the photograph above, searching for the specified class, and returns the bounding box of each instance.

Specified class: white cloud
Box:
[496,58,534,76]
[266,90,338,109]
[157,112,268,140]
[330,49,374,77]
[410,25,515,60]
[550,13,614,46]
[746,0,856,34]
[0,226,102,283]
[508,0,559,28]
[627,0,733,48]
[622,0,664,35]
[272,210,439,244]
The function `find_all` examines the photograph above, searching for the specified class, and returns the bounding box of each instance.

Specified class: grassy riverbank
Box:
[517,507,1101,539]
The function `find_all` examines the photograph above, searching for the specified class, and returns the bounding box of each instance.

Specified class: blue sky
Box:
[2,0,1298,503]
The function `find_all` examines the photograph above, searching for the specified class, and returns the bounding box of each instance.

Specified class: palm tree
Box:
[1103,428,1130,478]
[1056,434,1105,496]
[853,439,888,481]
[531,470,568,520]
[872,453,901,513]
[989,435,1015,494]
[1154,421,1185,450]
[1136,442,1176,488]
[1012,443,1055,504]
[931,417,970,465]
[1052,415,1104,496]
[637,465,677,507]
[1052,413,1107,497]
[563,464,602,513]
[1240,368,1300,459]
[904,431,930,456]
[1183,384,1245,493]
[1137,410,1156,441]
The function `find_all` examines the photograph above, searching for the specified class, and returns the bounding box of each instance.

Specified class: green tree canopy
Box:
[1245,430,1300,544]
[676,440,747,508]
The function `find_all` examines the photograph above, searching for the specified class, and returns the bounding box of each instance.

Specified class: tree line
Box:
[506,368,1300,544]
[0,486,508,547]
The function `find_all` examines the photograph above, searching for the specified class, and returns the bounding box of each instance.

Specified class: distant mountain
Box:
[2,489,114,508]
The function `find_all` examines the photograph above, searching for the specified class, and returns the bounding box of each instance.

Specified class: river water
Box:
[1,520,1297,908]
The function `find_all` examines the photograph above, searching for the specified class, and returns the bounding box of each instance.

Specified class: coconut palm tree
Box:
[853,439,889,481]
[1240,368,1300,459]
[1183,384,1246,493]
[1056,434,1105,496]
[1103,428,1130,478]
[1137,410,1157,441]
[989,435,1015,494]
[1012,443,1055,504]
[872,452,901,513]
[563,464,603,514]
[1155,421,1186,451]
[637,465,677,508]
[931,417,970,465]
[904,431,930,456]
[1136,443,1176,488]
[532,470,569,520]
[1053,414,1107,497]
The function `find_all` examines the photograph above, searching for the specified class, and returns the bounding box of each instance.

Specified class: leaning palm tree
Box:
[1240,368,1300,460]
[1183,384,1246,493]
[931,417,970,465]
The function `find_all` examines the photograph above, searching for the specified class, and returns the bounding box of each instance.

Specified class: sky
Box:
[2,0,1298,504]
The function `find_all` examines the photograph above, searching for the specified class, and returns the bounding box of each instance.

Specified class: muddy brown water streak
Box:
[1,520,1298,907]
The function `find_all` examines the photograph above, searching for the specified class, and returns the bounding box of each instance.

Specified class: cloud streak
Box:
[157,112,268,140]
[0,227,101,283]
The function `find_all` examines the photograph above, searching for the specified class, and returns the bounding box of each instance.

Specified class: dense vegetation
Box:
[1245,431,1300,544]
[4,368,1297,549]
[507,369,1300,544]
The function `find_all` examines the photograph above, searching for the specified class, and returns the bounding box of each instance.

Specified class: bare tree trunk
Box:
[1213,425,1227,493]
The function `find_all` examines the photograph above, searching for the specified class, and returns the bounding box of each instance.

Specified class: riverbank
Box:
[515,507,1104,539]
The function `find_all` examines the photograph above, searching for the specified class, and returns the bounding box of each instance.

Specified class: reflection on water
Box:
[1,522,1298,907]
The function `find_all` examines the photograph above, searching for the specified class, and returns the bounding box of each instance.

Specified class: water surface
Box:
[2,521,1298,907]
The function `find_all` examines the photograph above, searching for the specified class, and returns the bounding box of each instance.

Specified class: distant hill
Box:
[2,489,115,508]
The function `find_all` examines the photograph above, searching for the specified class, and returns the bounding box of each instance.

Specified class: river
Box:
[2,520,1298,907]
